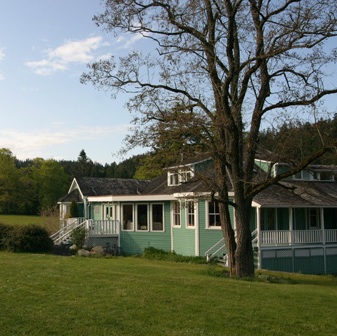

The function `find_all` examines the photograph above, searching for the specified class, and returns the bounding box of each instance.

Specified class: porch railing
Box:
[259,229,337,246]
[52,219,120,245]
[84,219,120,236]
[204,237,226,262]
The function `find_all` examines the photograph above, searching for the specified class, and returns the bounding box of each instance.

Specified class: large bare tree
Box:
[81,0,337,277]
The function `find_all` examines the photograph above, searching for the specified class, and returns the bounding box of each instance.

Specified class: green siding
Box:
[198,200,234,257]
[172,201,195,255]
[120,202,171,255]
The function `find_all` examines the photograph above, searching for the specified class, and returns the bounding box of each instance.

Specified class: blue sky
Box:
[0,0,145,164]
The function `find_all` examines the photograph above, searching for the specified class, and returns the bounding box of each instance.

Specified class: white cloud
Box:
[0,48,4,61]
[25,36,104,75]
[0,124,129,160]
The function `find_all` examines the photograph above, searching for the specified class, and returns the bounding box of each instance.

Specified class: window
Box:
[208,201,221,227]
[186,201,195,227]
[261,208,276,230]
[168,167,194,186]
[122,204,134,231]
[180,168,193,182]
[309,208,320,229]
[151,204,164,231]
[137,204,148,230]
[172,201,181,227]
[168,171,179,186]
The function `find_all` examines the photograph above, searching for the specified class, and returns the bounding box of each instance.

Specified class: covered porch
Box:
[52,217,120,245]
[253,207,337,247]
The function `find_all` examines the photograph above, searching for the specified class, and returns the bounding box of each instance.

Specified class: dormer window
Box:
[168,171,179,186]
[167,166,194,186]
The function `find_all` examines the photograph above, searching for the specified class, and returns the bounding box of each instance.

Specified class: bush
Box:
[2,225,54,253]
[70,226,87,249]
[143,247,206,264]
[0,223,13,250]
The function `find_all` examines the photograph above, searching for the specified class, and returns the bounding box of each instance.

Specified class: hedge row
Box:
[0,223,53,253]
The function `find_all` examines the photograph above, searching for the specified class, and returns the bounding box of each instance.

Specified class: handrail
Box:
[204,237,225,262]
[52,218,86,245]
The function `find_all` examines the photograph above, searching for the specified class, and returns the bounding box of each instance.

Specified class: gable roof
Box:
[75,177,150,197]
[254,180,337,207]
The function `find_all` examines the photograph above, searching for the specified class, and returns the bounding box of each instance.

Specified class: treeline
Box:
[0,149,143,215]
[258,115,337,165]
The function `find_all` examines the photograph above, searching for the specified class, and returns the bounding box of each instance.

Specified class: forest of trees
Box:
[1,116,337,216]
[0,148,143,215]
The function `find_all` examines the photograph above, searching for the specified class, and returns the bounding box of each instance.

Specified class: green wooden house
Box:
[55,155,337,274]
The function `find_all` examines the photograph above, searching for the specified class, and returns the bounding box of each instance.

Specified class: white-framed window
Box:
[136,204,148,231]
[151,203,164,231]
[172,201,181,227]
[309,208,320,229]
[167,166,194,186]
[122,204,134,231]
[168,171,179,186]
[186,201,195,228]
[207,201,221,228]
[180,168,193,183]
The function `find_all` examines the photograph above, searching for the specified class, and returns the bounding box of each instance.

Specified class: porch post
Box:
[321,208,327,274]
[256,206,261,269]
[321,208,325,244]
[289,208,293,245]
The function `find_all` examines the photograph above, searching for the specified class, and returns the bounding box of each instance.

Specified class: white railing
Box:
[261,230,290,245]
[85,220,120,236]
[51,218,85,245]
[292,230,322,244]
[259,229,337,246]
[204,237,226,262]
[52,218,120,245]
[325,229,337,243]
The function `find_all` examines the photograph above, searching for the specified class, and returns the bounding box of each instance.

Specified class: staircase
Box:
[205,230,259,267]
[204,238,227,265]
[51,218,85,245]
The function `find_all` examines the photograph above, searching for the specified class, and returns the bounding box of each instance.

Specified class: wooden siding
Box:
[198,200,223,256]
[120,202,171,255]
[172,201,195,255]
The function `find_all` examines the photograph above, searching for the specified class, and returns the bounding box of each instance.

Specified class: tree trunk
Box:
[219,203,237,276]
[234,199,255,277]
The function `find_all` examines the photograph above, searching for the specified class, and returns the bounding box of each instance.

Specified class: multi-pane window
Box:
[208,201,220,227]
[152,204,164,231]
[186,201,195,227]
[137,204,148,230]
[173,201,181,227]
[122,204,134,231]
[168,171,179,186]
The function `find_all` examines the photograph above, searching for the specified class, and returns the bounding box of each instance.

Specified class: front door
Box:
[104,205,115,220]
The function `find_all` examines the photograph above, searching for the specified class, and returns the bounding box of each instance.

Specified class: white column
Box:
[289,208,293,245]
[256,206,261,269]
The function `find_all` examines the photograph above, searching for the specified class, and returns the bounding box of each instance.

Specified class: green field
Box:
[0,214,59,233]
[0,252,337,336]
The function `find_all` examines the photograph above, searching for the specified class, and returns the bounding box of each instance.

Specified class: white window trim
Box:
[172,201,181,228]
[206,200,222,230]
[185,200,196,229]
[121,203,134,231]
[136,203,149,232]
[151,203,165,232]
[167,166,195,186]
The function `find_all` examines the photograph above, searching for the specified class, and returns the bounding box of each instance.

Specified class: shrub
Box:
[0,223,13,250]
[3,225,54,253]
[70,226,87,249]
[143,247,206,264]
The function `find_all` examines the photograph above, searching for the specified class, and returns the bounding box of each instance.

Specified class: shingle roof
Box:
[254,180,337,207]
[75,177,150,197]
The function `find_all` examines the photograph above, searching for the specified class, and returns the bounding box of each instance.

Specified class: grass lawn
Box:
[0,253,337,335]
[0,215,59,233]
